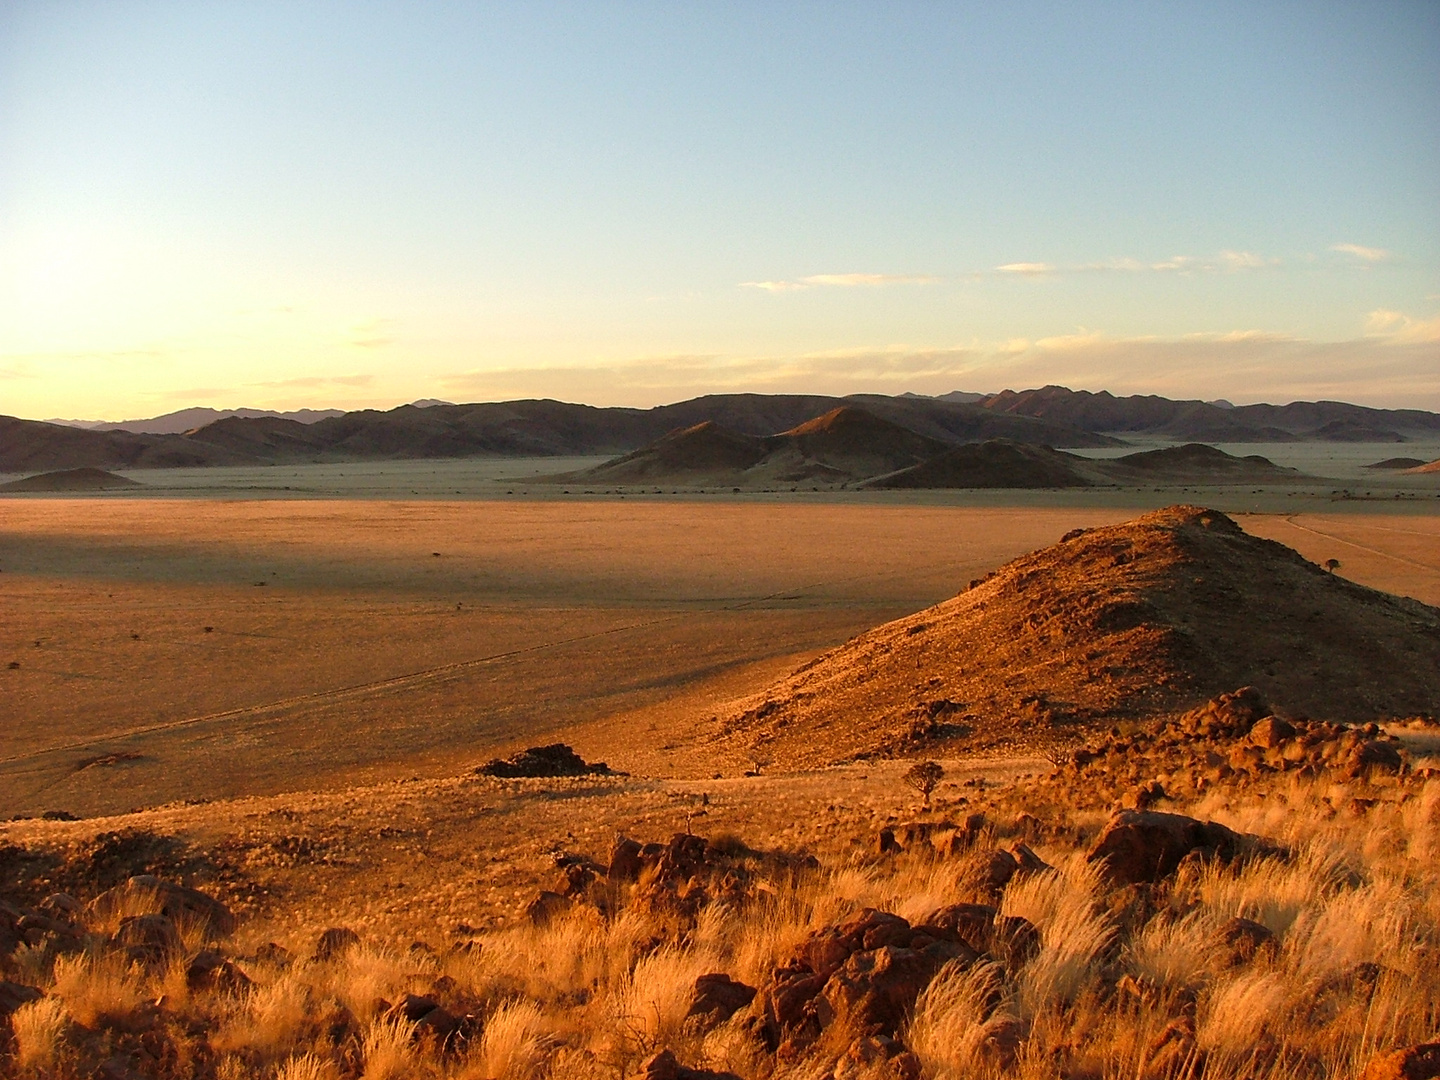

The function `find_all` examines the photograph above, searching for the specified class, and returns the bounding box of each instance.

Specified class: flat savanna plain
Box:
[2,493,1438,822]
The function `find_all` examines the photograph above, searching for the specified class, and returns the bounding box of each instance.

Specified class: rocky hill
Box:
[975,385,1440,442]
[0,395,1118,473]
[718,505,1440,766]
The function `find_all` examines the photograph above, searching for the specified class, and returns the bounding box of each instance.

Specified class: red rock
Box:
[818,945,941,1037]
[1359,1045,1440,1080]
[313,926,361,960]
[1086,810,1243,884]
[685,972,756,1029]
[1249,716,1296,749]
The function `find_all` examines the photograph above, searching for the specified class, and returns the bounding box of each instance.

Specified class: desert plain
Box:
[2,465,1439,1080]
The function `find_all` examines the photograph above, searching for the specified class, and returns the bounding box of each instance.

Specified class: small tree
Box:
[903,760,945,809]
[1324,558,1341,573]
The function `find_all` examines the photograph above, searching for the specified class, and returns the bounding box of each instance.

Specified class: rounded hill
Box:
[718,505,1440,766]
[0,467,144,492]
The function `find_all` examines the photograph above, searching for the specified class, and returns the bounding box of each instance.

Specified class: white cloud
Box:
[435,324,1439,410]
[995,262,1056,277]
[741,272,939,291]
[1366,308,1440,344]
[1332,243,1391,263]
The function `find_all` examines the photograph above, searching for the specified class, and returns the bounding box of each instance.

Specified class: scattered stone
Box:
[186,949,252,993]
[1249,716,1296,749]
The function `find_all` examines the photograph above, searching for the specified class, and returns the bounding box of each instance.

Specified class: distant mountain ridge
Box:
[969,385,1440,442]
[46,407,346,435]
[4,387,1437,476]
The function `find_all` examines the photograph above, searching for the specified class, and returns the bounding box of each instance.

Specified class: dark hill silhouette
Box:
[718,506,1440,765]
[863,440,1095,489]
[0,467,144,492]
[0,416,241,473]
[575,422,769,483]
[1365,457,1428,470]
[1097,443,1303,483]
[975,386,1440,442]
[558,407,952,487]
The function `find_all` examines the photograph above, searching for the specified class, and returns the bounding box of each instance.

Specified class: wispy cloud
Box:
[1333,242,1391,263]
[435,319,1438,411]
[1366,308,1440,344]
[995,262,1056,277]
[349,318,395,348]
[1004,251,1280,277]
[254,373,376,389]
[740,272,939,291]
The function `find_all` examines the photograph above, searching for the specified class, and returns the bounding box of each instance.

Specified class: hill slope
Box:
[719,506,1440,766]
[0,467,144,492]
[863,440,1096,489]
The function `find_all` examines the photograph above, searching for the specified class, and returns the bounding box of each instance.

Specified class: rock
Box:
[876,827,901,855]
[313,926,361,960]
[1009,842,1052,875]
[524,891,571,927]
[87,876,235,937]
[1345,740,1404,778]
[839,908,913,952]
[608,836,645,882]
[685,972,756,1029]
[835,1035,923,1080]
[627,1048,743,1080]
[0,979,43,1018]
[114,914,181,957]
[1086,810,1244,884]
[1249,716,1296,749]
[186,949,252,992]
[1217,917,1275,965]
[657,833,709,883]
[476,743,612,778]
[917,903,996,953]
[985,849,1019,891]
[817,945,941,1037]
[1359,1045,1440,1080]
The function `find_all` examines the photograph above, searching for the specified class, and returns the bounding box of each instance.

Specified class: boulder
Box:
[817,945,941,1037]
[1359,1045,1440,1080]
[524,891,571,927]
[628,1048,742,1080]
[114,914,181,957]
[313,926,361,960]
[1344,740,1404,778]
[835,1035,923,1080]
[685,973,756,1030]
[186,949,252,993]
[1248,716,1296,749]
[917,903,996,953]
[1217,917,1276,965]
[608,836,645,882]
[0,980,43,1018]
[1086,810,1244,884]
[87,875,235,936]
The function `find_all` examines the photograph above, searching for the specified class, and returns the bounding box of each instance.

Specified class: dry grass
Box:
[5,744,1439,1079]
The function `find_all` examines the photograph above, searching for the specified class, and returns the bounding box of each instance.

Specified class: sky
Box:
[1,1,1437,420]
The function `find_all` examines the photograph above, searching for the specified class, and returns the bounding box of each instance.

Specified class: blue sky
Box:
[2,1,1437,418]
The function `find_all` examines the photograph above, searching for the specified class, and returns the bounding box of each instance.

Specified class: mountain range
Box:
[3,386,1438,475]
